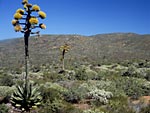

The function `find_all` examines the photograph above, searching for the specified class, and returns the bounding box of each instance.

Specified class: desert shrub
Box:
[63,70,76,80]
[114,77,150,99]
[0,74,15,86]
[107,96,135,113]
[39,100,82,113]
[137,60,150,68]
[87,88,113,105]
[30,65,40,73]
[75,65,98,80]
[122,65,139,77]
[43,71,56,81]
[145,70,150,81]
[39,82,67,103]
[42,71,67,82]
[77,82,92,99]
[49,99,64,113]
[63,81,94,103]
[13,68,22,74]
[96,69,118,80]
[95,80,111,90]
[85,67,98,80]
[63,88,81,103]
[43,82,67,93]
[75,67,88,80]
[40,99,65,113]
[139,103,150,113]
[62,104,82,113]
[121,65,150,80]
[95,80,123,97]
[0,104,9,113]
[84,79,125,98]
[0,86,16,97]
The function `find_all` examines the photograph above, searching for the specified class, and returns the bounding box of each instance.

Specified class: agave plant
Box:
[11,0,46,111]
[60,44,70,70]
[11,83,42,112]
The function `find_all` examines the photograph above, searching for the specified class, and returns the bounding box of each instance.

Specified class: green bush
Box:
[140,103,150,113]
[40,87,62,103]
[42,71,66,82]
[113,77,150,99]
[87,88,113,105]
[39,82,67,103]
[0,86,16,97]
[0,104,9,113]
[62,104,82,113]
[63,88,81,103]
[145,70,150,81]
[107,96,136,113]
[122,65,150,80]
[75,67,88,80]
[40,99,65,113]
[0,74,15,86]
[39,100,82,113]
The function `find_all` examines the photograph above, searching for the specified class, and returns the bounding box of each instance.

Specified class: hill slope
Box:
[0,33,150,69]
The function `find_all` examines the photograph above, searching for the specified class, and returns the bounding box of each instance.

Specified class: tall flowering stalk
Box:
[11,0,46,112]
[60,44,70,70]
[11,0,46,84]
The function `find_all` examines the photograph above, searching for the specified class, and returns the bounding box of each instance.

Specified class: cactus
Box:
[11,83,42,112]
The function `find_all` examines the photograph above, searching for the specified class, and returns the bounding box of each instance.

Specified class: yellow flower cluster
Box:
[16,8,24,15]
[39,23,46,29]
[14,25,22,32]
[22,0,28,5]
[29,17,39,24]
[38,11,46,19]
[26,3,32,8]
[60,44,70,52]
[23,0,32,11]
[14,13,23,20]
[11,20,18,26]
[32,5,40,11]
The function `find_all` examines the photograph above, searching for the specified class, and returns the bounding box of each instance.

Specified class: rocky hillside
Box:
[0,33,150,69]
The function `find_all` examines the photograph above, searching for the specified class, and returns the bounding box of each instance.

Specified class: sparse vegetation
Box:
[0,38,150,112]
[0,9,150,113]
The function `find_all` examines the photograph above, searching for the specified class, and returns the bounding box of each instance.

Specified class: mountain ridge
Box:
[0,33,150,69]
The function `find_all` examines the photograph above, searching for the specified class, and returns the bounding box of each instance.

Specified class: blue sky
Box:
[0,0,150,40]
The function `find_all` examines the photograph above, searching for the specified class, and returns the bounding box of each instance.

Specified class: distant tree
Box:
[11,0,46,112]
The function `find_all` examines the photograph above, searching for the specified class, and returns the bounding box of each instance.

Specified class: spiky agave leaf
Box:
[11,83,42,112]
